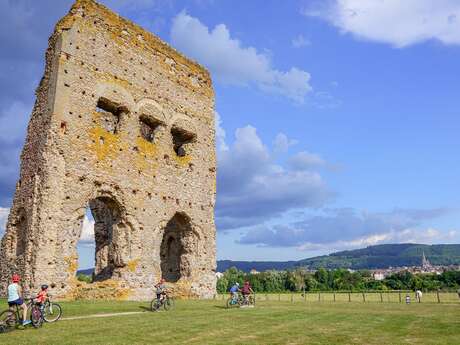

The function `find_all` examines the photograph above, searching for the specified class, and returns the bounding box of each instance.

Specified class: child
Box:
[7,274,31,327]
[36,284,49,310]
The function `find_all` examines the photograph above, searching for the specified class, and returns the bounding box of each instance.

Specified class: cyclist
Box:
[154,278,167,304]
[7,274,31,327]
[241,281,254,305]
[36,284,49,310]
[229,282,240,302]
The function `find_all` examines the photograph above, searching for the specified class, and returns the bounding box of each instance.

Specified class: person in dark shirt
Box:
[241,281,254,305]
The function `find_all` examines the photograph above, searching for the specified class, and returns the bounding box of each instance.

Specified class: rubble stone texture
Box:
[0,0,217,300]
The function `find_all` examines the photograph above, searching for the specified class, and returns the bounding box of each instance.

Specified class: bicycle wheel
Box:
[43,302,62,322]
[150,299,161,312]
[226,297,239,309]
[0,309,17,332]
[31,305,43,328]
[163,297,174,311]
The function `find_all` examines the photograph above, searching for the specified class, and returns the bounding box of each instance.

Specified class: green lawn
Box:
[1,299,459,345]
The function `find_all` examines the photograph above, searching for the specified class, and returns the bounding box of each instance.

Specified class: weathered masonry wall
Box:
[0,0,217,300]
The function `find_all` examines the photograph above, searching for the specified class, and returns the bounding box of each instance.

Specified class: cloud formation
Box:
[79,214,95,243]
[215,120,332,231]
[238,207,456,250]
[171,12,313,102]
[292,34,311,48]
[303,0,460,47]
[0,207,9,237]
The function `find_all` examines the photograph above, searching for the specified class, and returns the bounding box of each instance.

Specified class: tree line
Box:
[217,267,460,293]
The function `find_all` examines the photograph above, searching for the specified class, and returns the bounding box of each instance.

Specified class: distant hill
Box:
[217,260,297,273]
[216,244,460,272]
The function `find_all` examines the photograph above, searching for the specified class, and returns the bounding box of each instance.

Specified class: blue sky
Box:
[0,0,459,269]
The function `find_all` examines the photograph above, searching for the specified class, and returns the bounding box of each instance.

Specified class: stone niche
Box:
[0,0,217,300]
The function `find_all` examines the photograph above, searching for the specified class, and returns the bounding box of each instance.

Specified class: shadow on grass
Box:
[139,306,151,312]
[213,305,229,309]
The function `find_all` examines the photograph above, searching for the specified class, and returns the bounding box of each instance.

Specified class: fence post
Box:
[437,290,441,303]
[348,291,351,302]
[380,292,383,303]
[362,291,366,303]
[318,292,321,302]
[399,290,402,303]
[333,291,336,302]
[291,293,293,302]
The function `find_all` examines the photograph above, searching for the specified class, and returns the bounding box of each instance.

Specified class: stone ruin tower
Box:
[0,0,217,300]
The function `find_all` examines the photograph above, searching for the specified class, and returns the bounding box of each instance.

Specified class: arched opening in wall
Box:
[171,126,196,157]
[76,196,125,282]
[160,212,195,283]
[139,114,163,143]
[96,97,128,134]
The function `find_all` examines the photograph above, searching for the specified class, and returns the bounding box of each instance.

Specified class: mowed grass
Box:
[1,299,459,345]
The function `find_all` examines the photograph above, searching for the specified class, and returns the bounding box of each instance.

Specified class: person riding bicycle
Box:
[7,274,31,327]
[241,281,254,304]
[35,284,49,310]
[229,282,240,302]
[155,278,167,303]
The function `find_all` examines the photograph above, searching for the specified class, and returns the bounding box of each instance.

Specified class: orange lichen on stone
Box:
[127,259,139,273]
[65,279,131,301]
[65,255,79,276]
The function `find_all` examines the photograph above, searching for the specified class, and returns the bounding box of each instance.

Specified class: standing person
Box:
[241,281,254,305]
[7,274,31,328]
[415,290,422,303]
[405,293,411,304]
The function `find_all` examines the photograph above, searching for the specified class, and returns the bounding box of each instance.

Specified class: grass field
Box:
[0,298,459,345]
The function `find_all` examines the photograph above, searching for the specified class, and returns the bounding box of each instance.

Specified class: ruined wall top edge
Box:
[54,0,213,100]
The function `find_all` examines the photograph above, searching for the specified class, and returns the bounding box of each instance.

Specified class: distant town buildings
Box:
[370,252,459,280]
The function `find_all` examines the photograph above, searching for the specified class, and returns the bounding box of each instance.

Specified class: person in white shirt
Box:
[7,274,30,327]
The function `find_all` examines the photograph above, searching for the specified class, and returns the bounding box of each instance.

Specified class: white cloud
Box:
[216,120,332,230]
[292,34,311,48]
[273,133,298,153]
[215,112,228,152]
[171,12,313,102]
[79,214,95,243]
[303,0,460,47]
[0,207,9,235]
[289,151,326,171]
[298,227,458,252]
[238,207,455,250]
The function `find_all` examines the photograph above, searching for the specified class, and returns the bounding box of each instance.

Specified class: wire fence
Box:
[215,290,460,304]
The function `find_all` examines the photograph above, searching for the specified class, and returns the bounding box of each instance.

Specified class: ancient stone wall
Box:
[0,0,217,300]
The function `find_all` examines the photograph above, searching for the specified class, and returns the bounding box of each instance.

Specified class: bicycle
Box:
[42,295,62,323]
[0,298,43,333]
[150,293,175,311]
[226,293,243,308]
[226,293,255,308]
